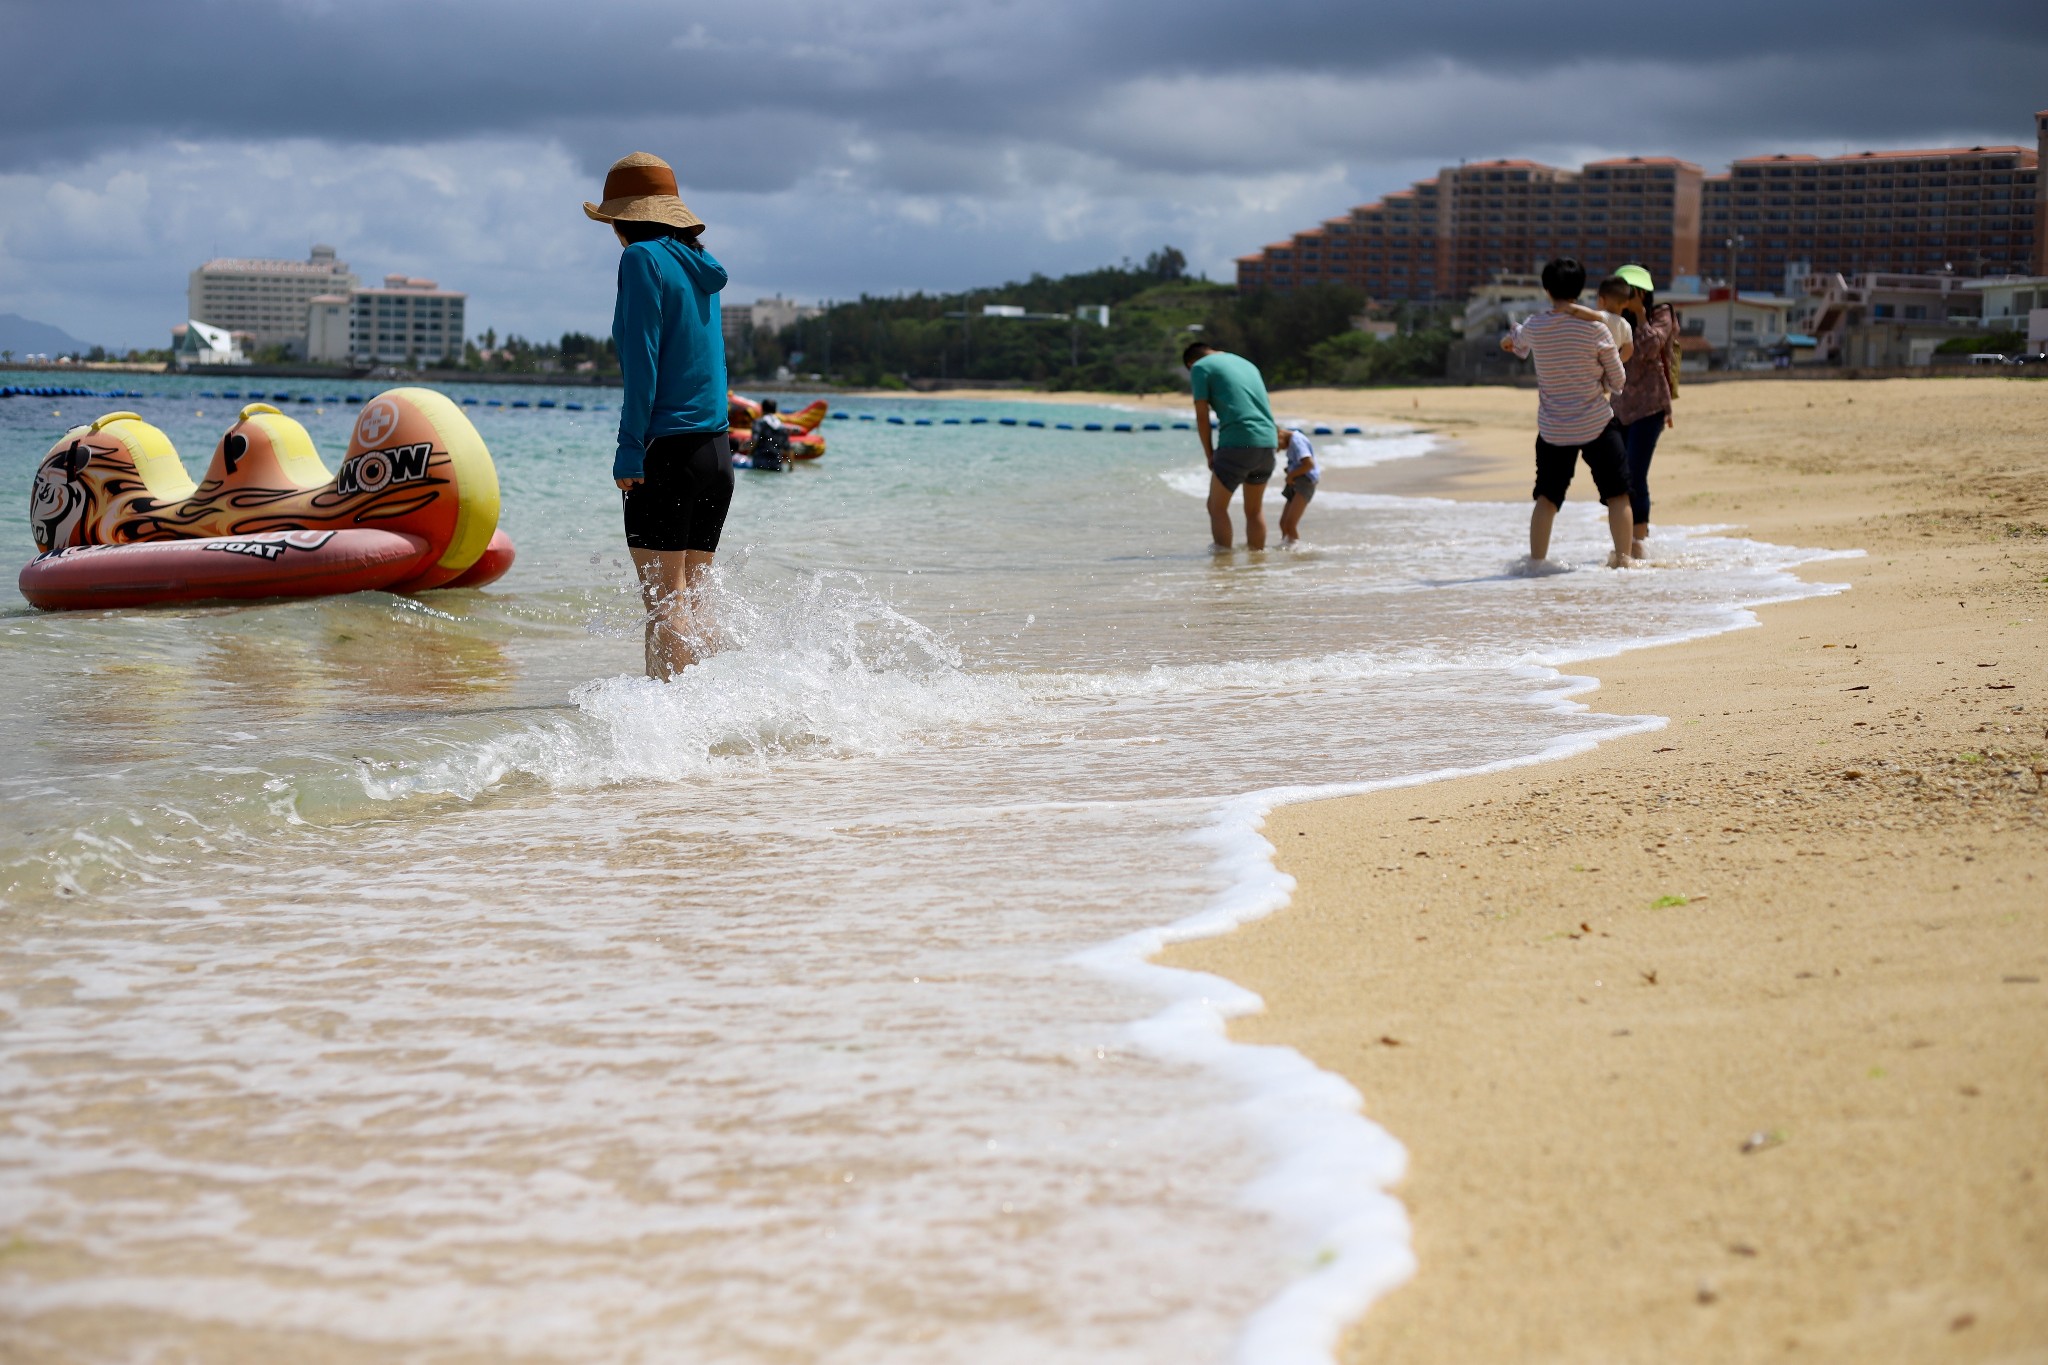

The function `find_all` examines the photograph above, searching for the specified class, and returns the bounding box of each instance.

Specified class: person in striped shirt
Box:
[1500,257,1638,569]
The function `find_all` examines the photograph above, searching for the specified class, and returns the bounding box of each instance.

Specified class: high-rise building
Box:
[1699,139,2041,292]
[1234,110,2042,301]
[188,245,358,354]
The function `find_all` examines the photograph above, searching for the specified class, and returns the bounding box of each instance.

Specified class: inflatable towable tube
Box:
[728,393,827,460]
[19,387,516,610]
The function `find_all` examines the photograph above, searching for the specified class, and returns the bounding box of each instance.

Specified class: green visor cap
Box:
[1614,264,1656,293]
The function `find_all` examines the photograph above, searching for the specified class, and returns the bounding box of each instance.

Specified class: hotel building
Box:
[1235,109,2045,301]
[188,245,359,353]
[306,275,467,367]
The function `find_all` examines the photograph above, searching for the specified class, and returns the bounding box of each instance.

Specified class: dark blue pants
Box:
[1622,412,1665,526]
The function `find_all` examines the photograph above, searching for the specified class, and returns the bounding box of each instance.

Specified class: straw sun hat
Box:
[582,152,704,235]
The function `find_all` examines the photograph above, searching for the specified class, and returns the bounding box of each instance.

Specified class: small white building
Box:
[170,318,247,367]
[1664,291,1795,359]
[1963,276,2048,354]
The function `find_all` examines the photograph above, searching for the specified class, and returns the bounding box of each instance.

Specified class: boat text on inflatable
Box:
[20,387,515,610]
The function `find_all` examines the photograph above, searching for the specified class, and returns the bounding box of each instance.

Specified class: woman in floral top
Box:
[1610,263,1680,560]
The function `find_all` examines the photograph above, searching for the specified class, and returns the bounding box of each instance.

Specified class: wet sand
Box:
[1139,378,2046,1362]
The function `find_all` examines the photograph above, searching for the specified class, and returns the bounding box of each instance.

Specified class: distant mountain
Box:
[0,313,94,357]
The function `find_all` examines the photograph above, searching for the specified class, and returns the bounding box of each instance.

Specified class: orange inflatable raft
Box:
[20,388,515,611]
[727,394,827,460]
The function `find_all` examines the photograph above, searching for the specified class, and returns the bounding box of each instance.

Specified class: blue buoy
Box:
[487,399,503,406]
[1312,425,1333,436]
[344,394,364,403]
[537,399,557,409]
[1112,423,1133,432]
[565,402,584,411]
[914,417,932,425]
[998,417,1018,426]
[1141,423,1161,431]
[298,395,317,404]
[831,411,850,419]
[461,396,478,405]
[1055,423,1073,430]
[512,400,531,408]
[593,403,608,410]
[883,415,904,425]
[1172,421,1192,430]
[1083,423,1103,432]
[1342,426,1363,434]
[942,417,962,425]
[271,392,291,401]
[1026,419,1045,428]
[857,413,876,421]
[222,390,241,399]
[969,417,988,425]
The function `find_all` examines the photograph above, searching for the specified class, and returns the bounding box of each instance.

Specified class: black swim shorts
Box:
[622,431,734,553]
[1211,445,1276,493]
[1532,420,1629,508]
[1282,478,1316,504]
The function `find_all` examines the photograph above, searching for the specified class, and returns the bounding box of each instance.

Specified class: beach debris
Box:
[2003,975,2040,985]
[1840,770,1865,780]
[1649,894,1688,908]
[1951,1314,1977,1332]
[1378,1035,1403,1047]
[1960,1085,1981,1098]
[1696,1279,1719,1306]
[1639,969,1659,986]
[1728,1243,1758,1258]
[1740,1128,1787,1154]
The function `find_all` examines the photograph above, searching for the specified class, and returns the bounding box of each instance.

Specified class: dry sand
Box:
[1135,378,2046,1363]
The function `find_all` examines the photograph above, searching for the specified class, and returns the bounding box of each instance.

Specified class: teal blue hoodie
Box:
[611,238,728,480]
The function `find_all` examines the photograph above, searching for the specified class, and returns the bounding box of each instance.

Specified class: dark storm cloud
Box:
[4,0,2043,188]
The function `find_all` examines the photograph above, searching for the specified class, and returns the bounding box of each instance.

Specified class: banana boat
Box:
[20,388,515,610]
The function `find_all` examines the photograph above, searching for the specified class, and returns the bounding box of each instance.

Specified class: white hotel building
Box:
[307,275,467,366]
[188,244,359,353]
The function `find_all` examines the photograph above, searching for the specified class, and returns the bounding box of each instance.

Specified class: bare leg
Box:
[1279,489,1305,542]
[630,547,717,678]
[1243,481,1268,551]
[1206,475,1235,548]
[1529,497,1560,561]
[1604,496,1635,567]
[1632,521,1650,560]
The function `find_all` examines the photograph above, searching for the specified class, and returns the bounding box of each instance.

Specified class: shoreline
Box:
[1159,378,2047,1361]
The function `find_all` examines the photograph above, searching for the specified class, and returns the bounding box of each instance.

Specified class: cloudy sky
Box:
[2,0,2042,349]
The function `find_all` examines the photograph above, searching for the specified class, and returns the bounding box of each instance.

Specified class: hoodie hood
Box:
[650,237,727,294]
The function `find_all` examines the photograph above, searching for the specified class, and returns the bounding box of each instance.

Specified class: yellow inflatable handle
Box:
[87,412,143,432]
[238,402,284,420]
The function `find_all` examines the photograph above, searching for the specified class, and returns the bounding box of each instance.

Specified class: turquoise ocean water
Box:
[0,371,1844,1362]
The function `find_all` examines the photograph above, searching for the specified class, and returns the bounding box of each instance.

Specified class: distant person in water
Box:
[1183,342,1279,550]
[586,151,732,678]
[1501,257,1636,568]
[1276,427,1319,544]
[749,398,790,472]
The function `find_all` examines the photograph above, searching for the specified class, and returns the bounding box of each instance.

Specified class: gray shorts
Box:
[1211,446,1276,493]
[1282,477,1316,504]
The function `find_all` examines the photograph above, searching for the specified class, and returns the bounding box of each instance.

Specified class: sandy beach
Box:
[1111,377,2046,1362]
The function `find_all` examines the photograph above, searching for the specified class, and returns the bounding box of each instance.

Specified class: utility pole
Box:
[1724,233,1746,370]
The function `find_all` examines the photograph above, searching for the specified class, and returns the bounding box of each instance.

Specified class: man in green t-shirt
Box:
[1184,342,1279,549]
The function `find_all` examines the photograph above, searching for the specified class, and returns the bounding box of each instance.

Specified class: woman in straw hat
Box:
[586,151,732,678]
